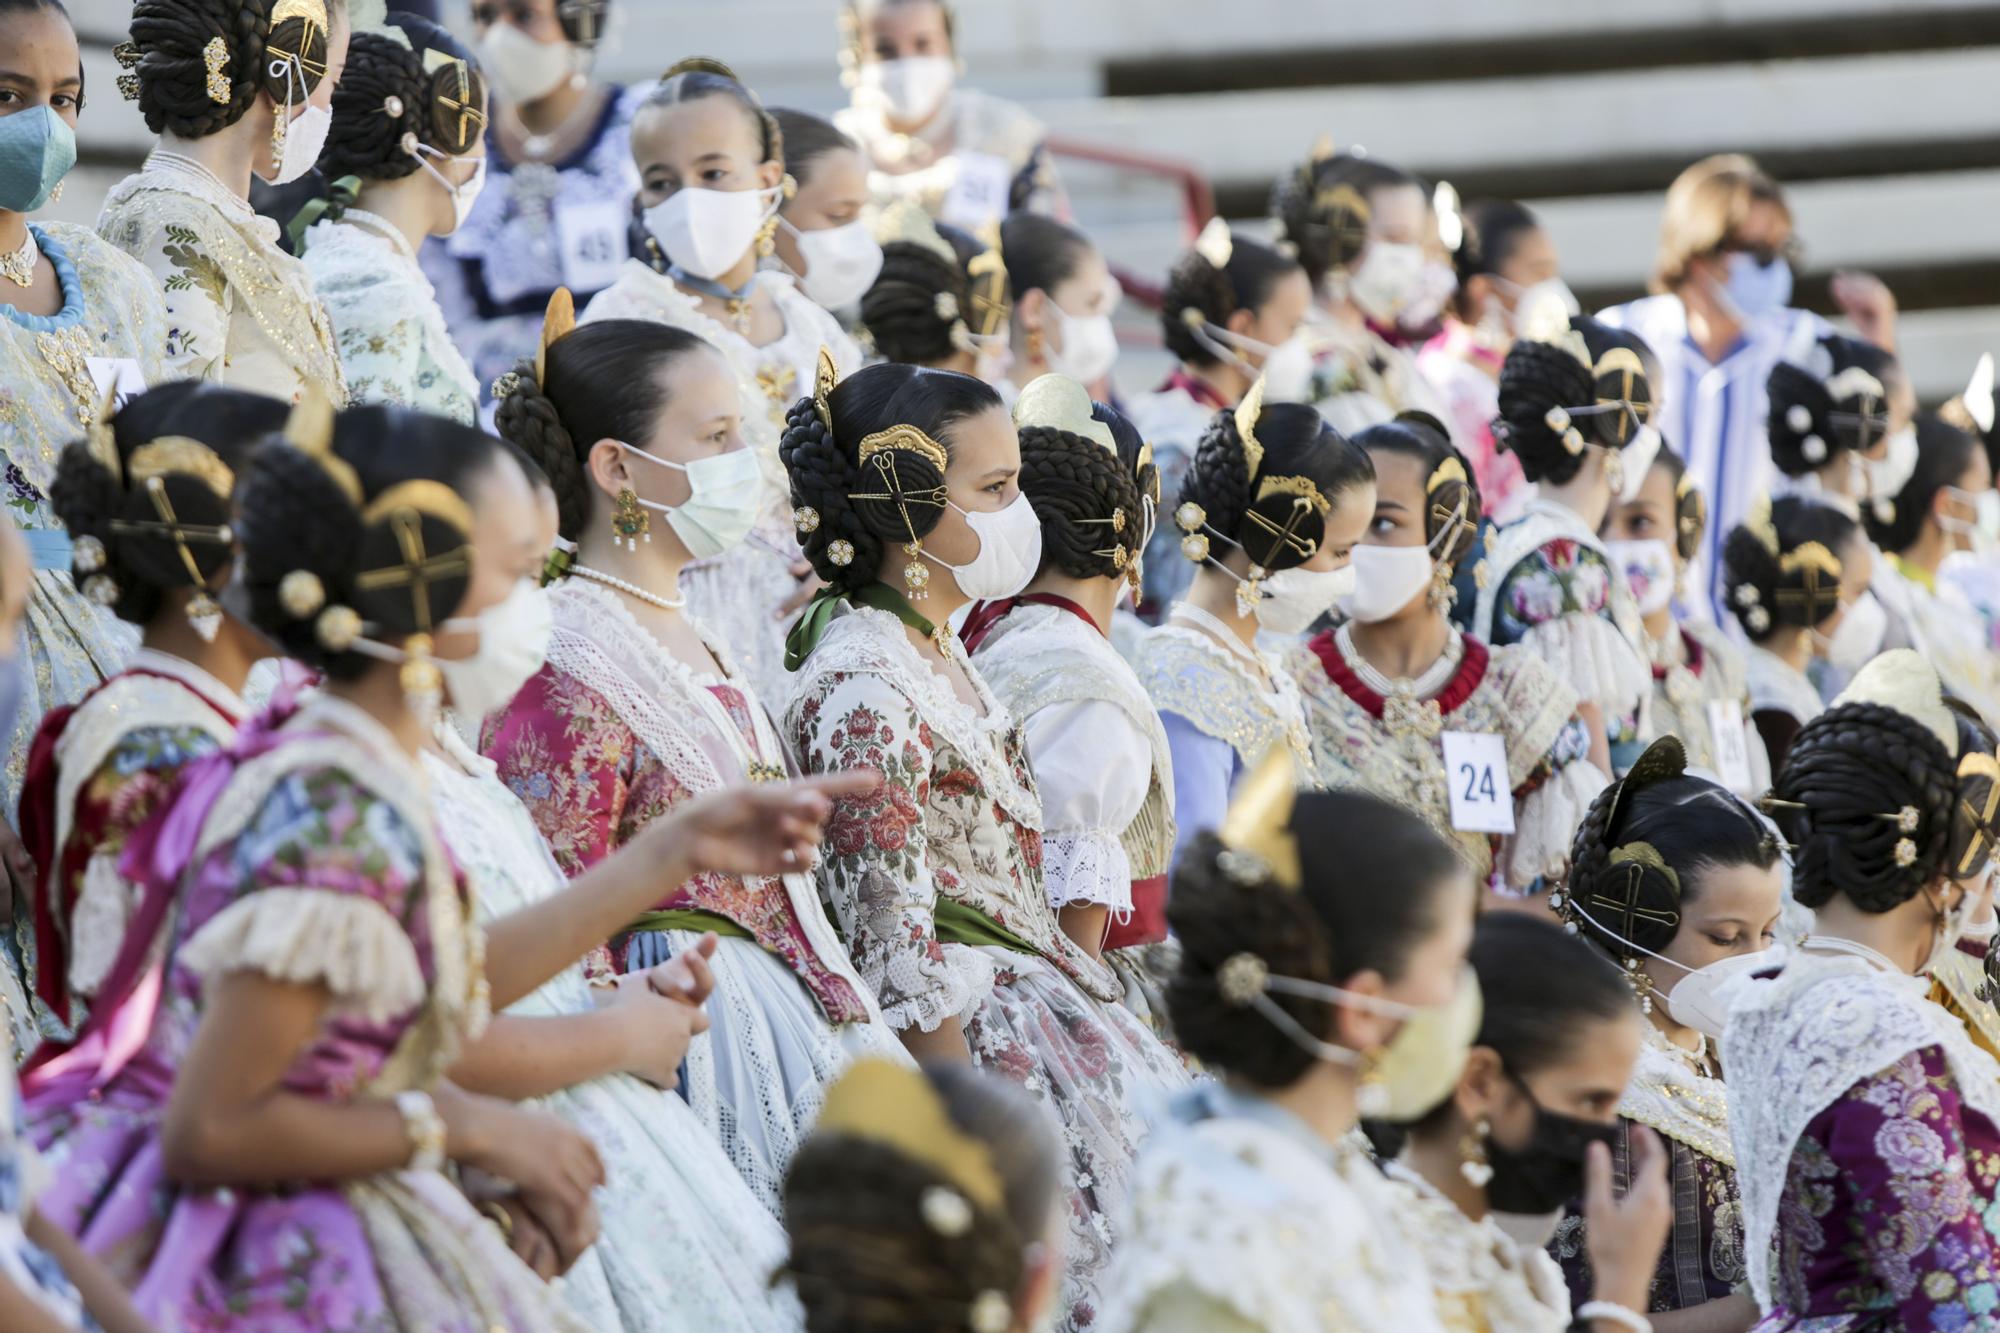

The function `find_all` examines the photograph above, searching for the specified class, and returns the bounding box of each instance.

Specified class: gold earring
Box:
[613,487,650,549]
[1427,559,1455,610]
[903,540,931,601]
[1459,1119,1493,1187]
[755,215,780,260]
[1236,564,1266,620]
[270,108,288,174]
[1027,327,1044,363]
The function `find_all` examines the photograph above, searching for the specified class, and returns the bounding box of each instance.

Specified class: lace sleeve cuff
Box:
[179,887,426,1024]
[1042,830,1135,916]
[874,941,997,1035]
[1516,615,1649,720]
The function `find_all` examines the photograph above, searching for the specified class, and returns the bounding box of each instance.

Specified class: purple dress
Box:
[21,698,580,1331]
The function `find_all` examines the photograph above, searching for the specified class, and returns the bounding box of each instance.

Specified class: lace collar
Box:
[1619,1019,1733,1165]
[558,576,737,692]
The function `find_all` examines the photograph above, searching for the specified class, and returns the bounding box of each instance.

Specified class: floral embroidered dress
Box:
[835,88,1064,228]
[1473,497,1652,774]
[17,650,244,1032]
[0,221,160,1053]
[785,602,1191,1330]
[1136,610,1313,878]
[1746,643,1824,774]
[0,1028,95,1330]
[303,213,479,424]
[23,694,579,1332]
[1382,1157,1571,1332]
[1645,619,1771,798]
[1291,622,1604,893]
[97,151,344,404]
[1873,554,2000,732]
[581,264,861,707]
[1722,947,2000,1330]
[481,580,901,1214]
[1554,1023,1746,1317]
[424,728,799,1332]
[1100,1081,1448,1333]
[1124,373,1226,617]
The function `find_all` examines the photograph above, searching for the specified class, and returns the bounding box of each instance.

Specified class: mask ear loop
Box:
[1181,310,1264,379]
[352,506,473,728]
[107,477,235,641]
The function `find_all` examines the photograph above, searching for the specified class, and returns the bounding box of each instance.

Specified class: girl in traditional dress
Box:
[780,360,1189,1328]
[0,0,167,1050]
[100,0,348,401]
[1604,445,1770,796]
[1389,913,1671,1333]
[1131,221,1312,616]
[1139,386,1374,867]
[1719,497,1877,770]
[768,108,883,317]
[485,315,904,1216]
[1475,314,1659,775]
[584,60,860,705]
[24,399,855,1330]
[1548,738,1785,1330]
[834,0,1064,229]
[19,383,287,1035]
[430,0,633,394]
[1765,332,1911,523]
[962,375,1177,1028]
[1100,777,1480,1332]
[1726,650,2000,1330]
[780,1060,1066,1333]
[1291,414,1603,893]
[998,214,1119,402]
[302,12,487,423]
[859,201,1010,378]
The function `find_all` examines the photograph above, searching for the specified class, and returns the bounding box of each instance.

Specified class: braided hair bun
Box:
[1012,376,1154,583]
[781,362,1002,593]
[319,16,487,185]
[1159,228,1304,369]
[124,0,340,139]
[860,210,993,369]
[1767,335,1901,478]
[1494,316,1657,486]
[1175,393,1373,574]
[1719,495,1857,642]
[1350,412,1482,569]
[48,382,290,628]
[1269,148,1418,288]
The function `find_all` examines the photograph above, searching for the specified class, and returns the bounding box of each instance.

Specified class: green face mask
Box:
[0,106,77,214]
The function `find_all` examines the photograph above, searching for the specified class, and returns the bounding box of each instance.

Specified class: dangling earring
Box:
[48,180,63,205]
[1026,326,1045,364]
[612,487,650,549]
[1236,564,1267,620]
[755,215,780,260]
[1459,1119,1493,1187]
[270,105,288,175]
[1427,559,1455,611]
[1355,1052,1390,1119]
[400,632,443,730]
[1605,447,1626,499]
[903,541,931,601]
[1623,957,1654,1016]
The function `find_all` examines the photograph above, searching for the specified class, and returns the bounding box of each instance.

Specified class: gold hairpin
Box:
[1193,215,1234,270]
[1255,474,1331,516]
[967,224,1011,338]
[1235,376,1267,483]
[813,345,838,434]
[85,381,122,485]
[662,55,743,84]
[814,1060,1005,1213]
[359,480,476,537]
[536,289,577,385]
[856,423,949,477]
[127,438,235,500]
[107,476,233,641]
[1779,541,1842,582]
[1425,456,1468,494]
[283,388,362,506]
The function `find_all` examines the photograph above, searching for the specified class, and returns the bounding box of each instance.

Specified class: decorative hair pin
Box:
[202,35,231,104]
[1235,376,1268,483]
[1218,748,1302,890]
[1194,215,1234,271]
[813,345,838,434]
[536,289,577,385]
[848,435,949,602]
[1013,373,1116,452]
[113,40,141,101]
[352,484,475,727]
[108,476,233,640]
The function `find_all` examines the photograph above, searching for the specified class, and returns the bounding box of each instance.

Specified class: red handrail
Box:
[1043,134,1216,310]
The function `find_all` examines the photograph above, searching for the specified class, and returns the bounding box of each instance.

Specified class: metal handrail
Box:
[1044,134,1216,310]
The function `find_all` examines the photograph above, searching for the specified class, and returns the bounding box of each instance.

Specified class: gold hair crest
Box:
[1193,215,1234,270]
[536,289,577,385]
[814,1060,1005,1213]
[128,439,236,500]
[85,382,122,485]
[1013,374,1115,453]
[1235,376,1268,483]
[283,388,362,506]
[856,424,948,477]
[1217,748,1302,889]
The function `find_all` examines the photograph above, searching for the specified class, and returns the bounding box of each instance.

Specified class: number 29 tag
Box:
[1441,731,1515,834]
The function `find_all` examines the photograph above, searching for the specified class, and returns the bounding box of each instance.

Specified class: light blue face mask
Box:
[1722,250,1793,321]
[0,106,78,214]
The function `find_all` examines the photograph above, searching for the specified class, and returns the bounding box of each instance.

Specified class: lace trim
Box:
[1041,831,1135,916]
[53,662,238,858]
[1618,1023,1734,1166]
[305,219,478,412]
[179,886,427,1025]
[1380,1158,1573,1326]
[1137,623,1312,768]
[68,852,136,999]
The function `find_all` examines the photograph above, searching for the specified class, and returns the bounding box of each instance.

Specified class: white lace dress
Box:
[1381,1158,1571,1331]
[423,734,800,1333]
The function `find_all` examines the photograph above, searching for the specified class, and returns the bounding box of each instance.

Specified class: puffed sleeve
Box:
[792,668,996,1034]
[1489,540,1649,742]
[1506,719,1607,892]
[113,215,231,382]
[177,766,430,1024]
[1161,711,1235,878]
[1020,699,1151,916]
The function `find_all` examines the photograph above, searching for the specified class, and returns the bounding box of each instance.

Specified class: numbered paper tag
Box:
[554,197,629,295]
[1442,731,1515,835]
[940,151,1013,230]
[1707,700,1756,794]
[85,357,146,411]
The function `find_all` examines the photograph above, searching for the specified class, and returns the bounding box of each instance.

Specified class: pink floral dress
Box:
[785,603,1191,1333]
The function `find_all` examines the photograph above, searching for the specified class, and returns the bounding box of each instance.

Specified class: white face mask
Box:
[1867,426,1919,524]
[1492,1209,1567,1251]
[1568,893,1784,1040]
[438,577,554,726]
[259,90,332,186]
[1346,241,1427,327]
[478,23,575,105]
[1493,276,1581,335]
[781,215,885,311]
[1610,424,1663,504]
[1260,335,1317,404]
[1254,563,1354,635]
[1815,589,1887,672]
[620,443,764,560]
[928,492,1043,600]
[1606,538,1677,616]
[412,144,487,235]
[1341,541,1438,624]
[1044,299,1119,385]
[644,184,782,282]
[858,55,955,124]
[1940,486,2000,554]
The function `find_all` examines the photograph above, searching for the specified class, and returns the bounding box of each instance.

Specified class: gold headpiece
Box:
[1193,215,1234,271]
[1426,456,1468,494]
[353,500,470,725]
[1601,735,1687,842]
[128,438,236,500]
[266,0,331,91]
[1254,474,1331,515]
[1779,541,1842,582]
[536,288,577,385]
[1218,748,1302,889]
[1825,366,1887,409]
[966,223,1011,339]
[283,387,362,506]
[1235,376,1268,483]
[813,346,838,434]
[1833,649,1958,758]
[1745,493,1779,558]
[856,424,949,478]
[873,198,957,267]
[1013,374,1115,453]
[813,1060,1005,1213]
[85,382,122,485]
[1607,841,1682,896]
[662,55,743,84]
[106,474,235,641]
[1955,749,2000,876]
[359,479,477,538]
[1590,346,1653,447]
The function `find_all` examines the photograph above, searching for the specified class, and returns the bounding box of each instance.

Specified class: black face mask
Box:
[1484,1075,1619,1216]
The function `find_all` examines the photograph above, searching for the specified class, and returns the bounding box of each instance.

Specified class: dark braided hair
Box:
[1867,412,1983,554]
[237,403,511,680]
[1350,412,1481,569]
[1160,233,1302,368]
[1168,790,1472,1089]
[781,363,1002,593]
[48,381,289,627]
[861,221,985,368]
[770,106,855,187]
[1177,399,1373,574]
[1650,444,1707,563]
[1494,315,1657,485]
[1720,495,1858,643]
[1014,390,1154,582]
[780,1064,1058,1333]
[317,15,485,185]
[126,0,342,139]
[1270,150,1419,289]
[1767,335,1904,479]
[491,319,719,544]
[1000,213,1091,304]
[1771,699,1958,912]
[1449,199,1541,320]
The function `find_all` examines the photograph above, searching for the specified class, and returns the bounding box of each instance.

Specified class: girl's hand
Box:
[604,970,708,1089]
[1583,1126,1672,1314]
[653,773,881,881]
[456,1099,604,1265]
[643,933,718,1006]
[494,1197,562,1280]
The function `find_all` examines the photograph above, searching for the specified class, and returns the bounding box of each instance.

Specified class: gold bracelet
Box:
[478,1198,516,1242]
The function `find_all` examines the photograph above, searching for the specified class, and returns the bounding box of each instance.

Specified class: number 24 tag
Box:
[1441,731,1514,834]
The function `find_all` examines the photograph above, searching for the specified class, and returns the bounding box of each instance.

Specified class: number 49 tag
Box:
[1441,731,1515,835]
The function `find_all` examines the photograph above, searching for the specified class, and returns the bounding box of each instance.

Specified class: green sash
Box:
[622,907,753,941]
[784,581,951,671]
[933,897,1038,957]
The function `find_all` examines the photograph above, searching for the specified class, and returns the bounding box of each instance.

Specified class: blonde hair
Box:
[1649,154,1791,294]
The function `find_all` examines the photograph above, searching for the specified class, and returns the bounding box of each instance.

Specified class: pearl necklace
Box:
[571,563,686,610]
[0,229,38,288]
[1338,620,1463,700]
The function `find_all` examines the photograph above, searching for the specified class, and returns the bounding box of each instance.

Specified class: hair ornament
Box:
[1216,952,1271,1007]
[315,604,362,652]
[1963,353,1997,435]
[82,575,119,606]
[281,388,361,505]
[71,535,106,575]
[203,35,231,105]
[935,290,960,321]
[1801,434,1827,463]
[815,1060,1006,1212]
[1176,500,1211,564]
[113,40,141,102]
[1825,366,1887,410]
[359,479,476,537]
[873,197,958,266]
[265,0,333,101]
[968,1291,1011,1333]
[662,55,744,84]
[1194,215,1235,271]
[1832,649,1958,758]
[383,94,404,118]
[1746,493,1779,557]
[813,345,839,434]
[1602,735,1688,840]
[1590,347,1653,448]
[1543,405,1585,456]
[1786,404,1813,434]
[278,569,326,619]
[1778,540,1842,582]
[85,382,122,485]
[101,474,232,639]
[856,424,949,478]
[1013,374,1117,453]
[1607,841,1683,897]
[491,372,521,400]
[1426,456,1468,495]
[827,539,855,566]
[1895,838,1918,867]
[793,506,820,535]
[966,224,1012,338]
[536,289,577,385]
[1218,748,1302,890]
[1433,179,1464,254]
[920,1185,973,1238]
[1954,749,2000,876]
[1235,377,1268,483]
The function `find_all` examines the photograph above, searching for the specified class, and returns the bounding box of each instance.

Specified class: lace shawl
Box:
[1135,623,1312,771]
[1380,1159,1571,1332]
[1744,643,1824,727]
[1620,1022,1734,1167]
